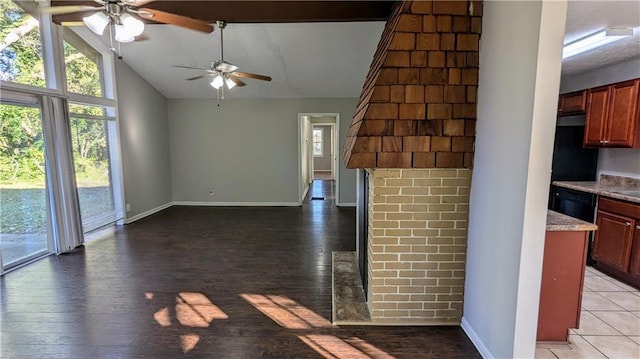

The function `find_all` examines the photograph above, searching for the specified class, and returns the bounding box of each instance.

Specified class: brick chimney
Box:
[344,1,482,325]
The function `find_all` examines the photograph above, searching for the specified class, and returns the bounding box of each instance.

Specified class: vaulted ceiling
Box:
[51,1,640,99]
[50,1,395,23]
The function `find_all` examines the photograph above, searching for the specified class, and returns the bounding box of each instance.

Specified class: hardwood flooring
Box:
[0,180,480,358]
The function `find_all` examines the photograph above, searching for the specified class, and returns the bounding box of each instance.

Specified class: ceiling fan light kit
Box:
[173,21,272,106]
[43,0,214,57]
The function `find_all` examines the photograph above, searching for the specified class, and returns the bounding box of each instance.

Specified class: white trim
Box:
[299,112,341,206]
[300,185,310,206]
[461,317,492,359]
[338,202,356,207]
[173,201,301,207]
[124,202,173,224]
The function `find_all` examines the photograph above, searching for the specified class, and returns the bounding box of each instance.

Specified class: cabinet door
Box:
[559,91,587,115]
[593,210,634,272]
[607,79,639,147]
[629,222,640,283]
[584,86,610,147]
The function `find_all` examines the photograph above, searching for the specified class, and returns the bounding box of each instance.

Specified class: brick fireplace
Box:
[342,0,481,325]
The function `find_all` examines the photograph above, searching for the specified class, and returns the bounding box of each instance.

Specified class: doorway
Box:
[298,113,340,206]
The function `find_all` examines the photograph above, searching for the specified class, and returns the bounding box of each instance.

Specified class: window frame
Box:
[313,127,324,157]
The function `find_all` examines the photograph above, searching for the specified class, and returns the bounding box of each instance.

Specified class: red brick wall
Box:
[343,1,482,169]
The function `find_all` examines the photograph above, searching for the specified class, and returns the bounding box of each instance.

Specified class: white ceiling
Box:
[562,0,640,75]
[87,0,639,99]
[105,21,386,99]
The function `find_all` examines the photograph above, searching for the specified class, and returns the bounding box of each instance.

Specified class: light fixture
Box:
[224,76,236,89]
[119,13,145,37]
[210,75,224,89]
[82,12,110,36]
[82,9,145,44]
[563,27,635,59]
[114,24,135,43]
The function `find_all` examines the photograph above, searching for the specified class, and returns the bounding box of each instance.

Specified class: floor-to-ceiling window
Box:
[0,99,52,267]
[0,0,121,273]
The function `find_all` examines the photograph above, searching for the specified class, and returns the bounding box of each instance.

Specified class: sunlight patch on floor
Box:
[241,293,332,329]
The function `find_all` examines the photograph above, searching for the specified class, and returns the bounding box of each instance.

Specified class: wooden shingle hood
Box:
[342,0,482,169]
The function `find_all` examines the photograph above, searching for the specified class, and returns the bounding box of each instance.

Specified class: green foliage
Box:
[0,0,45,86]
[64,41,103,97]
[0,104,45,183]
[1,1,107,185]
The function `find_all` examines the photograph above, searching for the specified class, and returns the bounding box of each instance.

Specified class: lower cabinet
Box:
[593,197,640,288]
[629,227,640,283]
[537,231,589,341]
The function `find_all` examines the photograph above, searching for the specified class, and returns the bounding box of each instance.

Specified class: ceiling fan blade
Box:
[40,5,103,15]
[173,65,215,72]
[128,0,156,7]
[138,8,214,33]
[228,75,247,87]
[231,71,272,82]
[186,74,215,81]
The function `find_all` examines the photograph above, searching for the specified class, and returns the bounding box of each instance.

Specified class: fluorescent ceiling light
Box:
[563,27,635,59]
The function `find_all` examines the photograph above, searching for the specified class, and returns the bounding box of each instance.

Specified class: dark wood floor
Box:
[0,180,480,358]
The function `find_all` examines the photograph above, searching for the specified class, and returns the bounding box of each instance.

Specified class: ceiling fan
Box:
[40,0,214,44]
[174,21,272,92]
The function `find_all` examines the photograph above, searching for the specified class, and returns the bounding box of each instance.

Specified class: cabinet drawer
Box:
[598,197,640,218]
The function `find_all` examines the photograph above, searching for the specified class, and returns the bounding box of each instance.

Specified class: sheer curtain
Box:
[40,95,84,253]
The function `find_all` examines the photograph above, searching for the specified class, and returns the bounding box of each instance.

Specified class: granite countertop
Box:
[553,175,640,204]
[547,210,598,232]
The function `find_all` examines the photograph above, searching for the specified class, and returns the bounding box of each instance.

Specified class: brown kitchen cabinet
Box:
[584,79,640,148]
[593,197,640,288]
[629,223,640,283]
[558,90,587,116]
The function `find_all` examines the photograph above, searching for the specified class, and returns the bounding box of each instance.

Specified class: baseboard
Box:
[338,202,356,207]
[461,316,492,359]
[173,201,300,207]
[300,185,310,205]
[124,202,173,224]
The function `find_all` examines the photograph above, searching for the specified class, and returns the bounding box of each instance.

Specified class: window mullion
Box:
[38,2,66,92]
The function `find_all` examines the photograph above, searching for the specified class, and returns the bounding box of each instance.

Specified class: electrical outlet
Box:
[126,203,131,212]
[209,187,214,196]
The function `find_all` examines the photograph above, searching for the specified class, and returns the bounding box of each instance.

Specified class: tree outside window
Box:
[313,128,323,156]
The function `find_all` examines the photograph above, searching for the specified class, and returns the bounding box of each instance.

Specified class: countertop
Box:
[553,175,640,204]
[547,210,598,232]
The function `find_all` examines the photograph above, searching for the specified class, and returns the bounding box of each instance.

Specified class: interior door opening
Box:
[298,113,340,206]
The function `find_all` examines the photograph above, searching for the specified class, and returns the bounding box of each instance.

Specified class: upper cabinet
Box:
[558,90,587,116]
[583,79,640,148]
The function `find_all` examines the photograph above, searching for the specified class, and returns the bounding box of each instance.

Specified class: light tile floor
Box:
[536,266,640,359]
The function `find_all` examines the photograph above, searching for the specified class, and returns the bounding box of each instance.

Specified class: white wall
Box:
[560,57,640,94]
[313,125,332,171]
[462,1,567,358]
[168,98,357,205]
[560,57,640,178]
[598,149,640,178]
[115,60,173,220]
